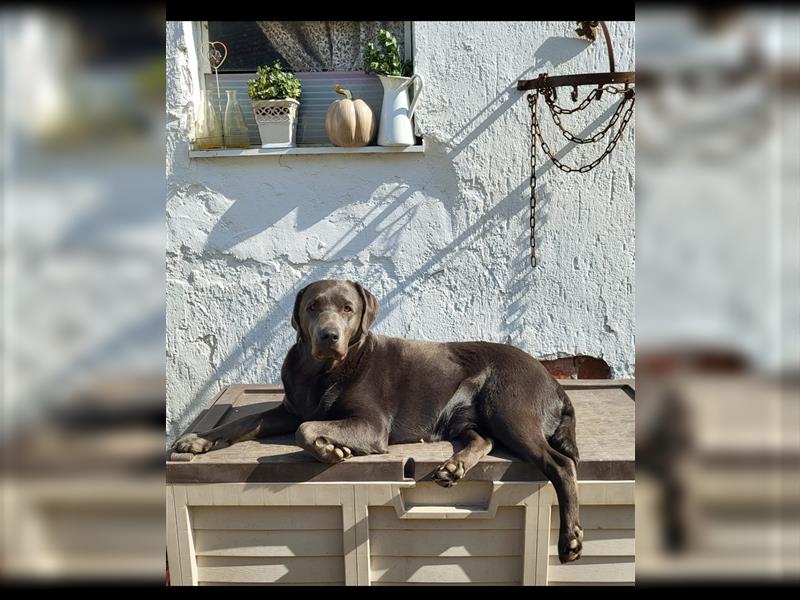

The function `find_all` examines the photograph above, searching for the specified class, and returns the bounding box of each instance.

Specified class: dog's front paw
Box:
[558,523,584,563]
[173,432,214,454]
[312,437,352,463]
[432,459,465,488]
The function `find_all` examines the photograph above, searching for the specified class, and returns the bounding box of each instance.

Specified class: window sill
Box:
[189,141,425,158]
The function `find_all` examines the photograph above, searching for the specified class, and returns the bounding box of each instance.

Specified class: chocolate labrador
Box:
[173,279,583,563]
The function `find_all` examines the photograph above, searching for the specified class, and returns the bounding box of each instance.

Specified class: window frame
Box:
[196,21,414,78]
[184,21,419,151]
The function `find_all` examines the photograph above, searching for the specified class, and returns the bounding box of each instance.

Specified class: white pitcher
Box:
[377,74,423,146]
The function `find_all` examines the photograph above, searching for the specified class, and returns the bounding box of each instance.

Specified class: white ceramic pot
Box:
[377,74,423,146]
[251,98,300,148]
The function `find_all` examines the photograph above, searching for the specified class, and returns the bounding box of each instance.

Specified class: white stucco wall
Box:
[166,21,635,443]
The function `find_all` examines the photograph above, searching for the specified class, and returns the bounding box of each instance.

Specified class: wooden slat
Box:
[372,582,520,586]
[370,556,522,584]
[370,529,522,557]
[173,487,198,585]
[196,556,344,584]
[400,481,493,506]
[199,582,340,586]
[548,528,635,557]
[192,506,341,531]
[549,581,635,586]
[194,529,342,557]
[547,556,635,584]
[166,487,183,585]
[369,506,523,530]
[522,502,539,585]
[550,505,634,530]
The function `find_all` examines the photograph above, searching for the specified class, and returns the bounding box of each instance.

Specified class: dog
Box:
[173,279,583,563]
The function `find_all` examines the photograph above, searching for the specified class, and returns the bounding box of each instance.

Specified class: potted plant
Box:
[247,61,302,148]
[364,29,423,147]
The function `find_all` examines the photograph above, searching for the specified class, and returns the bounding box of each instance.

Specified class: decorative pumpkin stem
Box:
[334,84,353,100]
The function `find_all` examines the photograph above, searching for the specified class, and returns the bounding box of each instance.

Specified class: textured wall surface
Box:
[166,21,635,443]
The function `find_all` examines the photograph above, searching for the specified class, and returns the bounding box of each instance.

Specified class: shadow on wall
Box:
[533,36,589,70]
[172,33,618,438]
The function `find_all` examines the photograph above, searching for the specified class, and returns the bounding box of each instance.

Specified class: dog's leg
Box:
[540,445,583,564]
[432,429,493,488]
[508,437,583,563]
[296,418,387,463]
[173,404,300,454]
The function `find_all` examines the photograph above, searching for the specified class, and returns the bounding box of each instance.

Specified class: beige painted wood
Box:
[536,481,635,586]
[372,582,520,586]
[194,529,343,557]
[369,505,524,530]
[550,505,634,530]
[166,487,183,584]
[168,478,635,586]
[549,581,635,586]
[196,555,345,584]
[548,528,635,557]
[342,490,358,585]
[522,503,539,586]
[577,480,636,504]
[400,481,494,506]
[547,556,635,583]
[353,486,372,585]
[535,483,556,585]
[370,529,523,557]
[173,486,198,585]
[192,506,341,530]
[370,556,522,584]
[199,582,340,586]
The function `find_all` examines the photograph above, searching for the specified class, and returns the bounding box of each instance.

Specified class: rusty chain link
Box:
[545,88,633,144]
[527,84,635,267]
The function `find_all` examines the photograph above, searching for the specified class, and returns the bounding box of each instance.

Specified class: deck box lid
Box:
[167,380,634,484]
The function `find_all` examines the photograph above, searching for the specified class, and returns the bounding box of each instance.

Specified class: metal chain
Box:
[527,85,635,267]
[533,87,635,174]
[545,89,632,144]
[528,93,538,268]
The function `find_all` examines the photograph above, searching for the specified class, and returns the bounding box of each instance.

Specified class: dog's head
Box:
[291,279,378,361]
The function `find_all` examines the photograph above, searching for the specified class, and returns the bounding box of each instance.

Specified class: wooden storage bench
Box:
[167,380,634,586]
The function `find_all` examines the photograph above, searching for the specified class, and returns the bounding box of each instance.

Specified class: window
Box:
[200,21,413,146]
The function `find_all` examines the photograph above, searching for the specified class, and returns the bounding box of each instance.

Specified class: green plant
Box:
[247,61,302,101]
[363,29,412,77]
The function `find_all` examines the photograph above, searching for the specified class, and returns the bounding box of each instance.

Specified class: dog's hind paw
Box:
[558,524,584,563]
[432,459,465,488]
[312,437,352,463]
[173,433,215,454]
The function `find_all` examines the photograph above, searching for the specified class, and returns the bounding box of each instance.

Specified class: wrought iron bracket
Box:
[517,21,635,91]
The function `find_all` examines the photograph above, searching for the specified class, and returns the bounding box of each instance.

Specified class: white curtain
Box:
[256,21,405,72]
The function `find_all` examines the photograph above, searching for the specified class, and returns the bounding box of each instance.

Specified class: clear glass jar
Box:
[194,90,224,149]
[223,90,251,148]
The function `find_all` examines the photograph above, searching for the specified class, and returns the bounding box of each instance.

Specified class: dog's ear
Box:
[291,284,309,337]
[351,281,379,335]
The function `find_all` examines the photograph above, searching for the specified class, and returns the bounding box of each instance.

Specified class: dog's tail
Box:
[548,385,580,465]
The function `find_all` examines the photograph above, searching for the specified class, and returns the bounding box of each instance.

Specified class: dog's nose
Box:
[320,329,340,343]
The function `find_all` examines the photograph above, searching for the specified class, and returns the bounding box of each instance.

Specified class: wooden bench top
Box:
[167,380,634,484]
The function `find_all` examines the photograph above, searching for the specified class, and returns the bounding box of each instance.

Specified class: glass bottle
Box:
[194,90,224,149]
[223,90,251,148]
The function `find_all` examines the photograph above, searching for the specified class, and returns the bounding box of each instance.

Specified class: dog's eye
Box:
[307,304,316,312]
[343,305,353,313]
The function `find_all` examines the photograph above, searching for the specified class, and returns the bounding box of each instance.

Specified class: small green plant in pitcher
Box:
[363,29,412,77]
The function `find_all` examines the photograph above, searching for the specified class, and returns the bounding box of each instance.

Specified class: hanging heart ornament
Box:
[208,41,228,71]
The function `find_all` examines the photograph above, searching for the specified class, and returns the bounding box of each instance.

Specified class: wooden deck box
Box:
[166,380,634,586]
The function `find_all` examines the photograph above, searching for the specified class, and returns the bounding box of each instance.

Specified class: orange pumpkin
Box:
[325,85,376,147]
